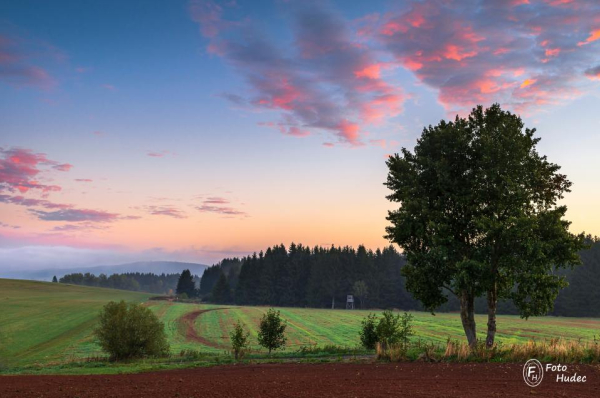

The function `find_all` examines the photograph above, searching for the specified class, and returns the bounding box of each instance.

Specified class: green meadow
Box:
[0,279,150,367]
[1,279,599,372]
[146,301,600,354]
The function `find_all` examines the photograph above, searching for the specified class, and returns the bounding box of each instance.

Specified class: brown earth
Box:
[1,362,599,397]
[179,309,223,348]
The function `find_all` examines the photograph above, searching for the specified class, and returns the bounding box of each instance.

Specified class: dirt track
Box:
[180,309,224,348]
[1,362,599,397]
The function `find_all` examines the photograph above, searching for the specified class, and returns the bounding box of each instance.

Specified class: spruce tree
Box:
[211,272,232,303]
[176,269,196,298]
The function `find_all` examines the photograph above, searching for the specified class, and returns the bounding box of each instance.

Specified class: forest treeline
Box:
[58,239,600,317]
[198,240,600,317]
[201,243,419,309]
[58,272,199,294]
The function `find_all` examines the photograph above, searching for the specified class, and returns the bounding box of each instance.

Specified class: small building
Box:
[346,294,354,310]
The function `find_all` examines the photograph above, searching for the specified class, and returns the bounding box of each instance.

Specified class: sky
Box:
[1,0,599,270]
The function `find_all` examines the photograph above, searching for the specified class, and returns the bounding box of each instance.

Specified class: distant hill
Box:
[0,261,207,281]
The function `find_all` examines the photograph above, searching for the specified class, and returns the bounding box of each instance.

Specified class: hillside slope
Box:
[0,279,151,367]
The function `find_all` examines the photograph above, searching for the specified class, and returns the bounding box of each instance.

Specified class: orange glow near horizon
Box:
[2,0,600,267]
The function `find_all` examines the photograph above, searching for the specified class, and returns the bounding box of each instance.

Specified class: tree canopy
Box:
[257,309,287,354]
[385,104,585,347]
[94,300,169,360]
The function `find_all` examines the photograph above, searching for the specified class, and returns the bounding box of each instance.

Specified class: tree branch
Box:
[442,284,457,296]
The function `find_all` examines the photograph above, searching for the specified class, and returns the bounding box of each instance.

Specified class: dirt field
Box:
[1,362,599,398]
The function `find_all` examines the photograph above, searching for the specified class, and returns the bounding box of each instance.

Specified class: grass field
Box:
[146,301,600,355]
[2,279,600,372]
[0,279,151,367]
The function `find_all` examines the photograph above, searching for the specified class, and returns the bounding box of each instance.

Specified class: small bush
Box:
[359,314,378,349]
[257,308,287,354]
[229,321,250,360]
[94,300,170,360]
[376,310,414,350]
[361,310,414,354]
[397,312,414,349]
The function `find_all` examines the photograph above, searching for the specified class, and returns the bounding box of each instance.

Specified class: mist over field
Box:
[0,245,211,279]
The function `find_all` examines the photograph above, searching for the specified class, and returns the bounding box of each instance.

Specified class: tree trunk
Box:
[331,296,335,309]
[486,283,498,348]
[459,290,477,348]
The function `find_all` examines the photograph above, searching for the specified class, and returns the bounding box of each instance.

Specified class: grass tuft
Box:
[377,337,600,363]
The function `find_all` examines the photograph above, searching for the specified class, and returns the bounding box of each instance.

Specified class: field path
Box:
[1,362,599,397]
[179,308,229,349]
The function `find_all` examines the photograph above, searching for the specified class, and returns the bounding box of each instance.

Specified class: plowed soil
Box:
[1,362,598,397]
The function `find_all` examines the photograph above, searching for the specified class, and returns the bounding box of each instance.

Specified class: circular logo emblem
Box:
[523,359,544,387]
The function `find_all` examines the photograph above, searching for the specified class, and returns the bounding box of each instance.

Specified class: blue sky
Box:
[1,0,599,270]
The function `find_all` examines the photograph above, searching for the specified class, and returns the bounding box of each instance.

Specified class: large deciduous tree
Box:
[385,104,585,348]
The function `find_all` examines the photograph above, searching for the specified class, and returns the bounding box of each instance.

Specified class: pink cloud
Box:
[189,0,238,38]
[375,0,600,113]
[195,195,247,217]
[578,29,600,46]
[30,208,120,222]
[585,65,600,79]
[144,205,187,219]
[0,34,56,89]
[258,121,310,137]
[190,1,405,147]
[52,163,73,172]
[0,221,20,229]
[354,63,384,79]
[191,0,599,133]
[51,223,107,232]
[101,84,116,91]
[0,147,70,194]
[0,194,72,209]
[74,178,93,182]
[520,79,537,88]
[196,205,246,216]
[336,120,361,145]
[203,197,229,204]
[147,150,171,158]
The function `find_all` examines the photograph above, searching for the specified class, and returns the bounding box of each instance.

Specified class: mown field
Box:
[2,279,600,371]
[147,301,600,355]
[0,279,151,367]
